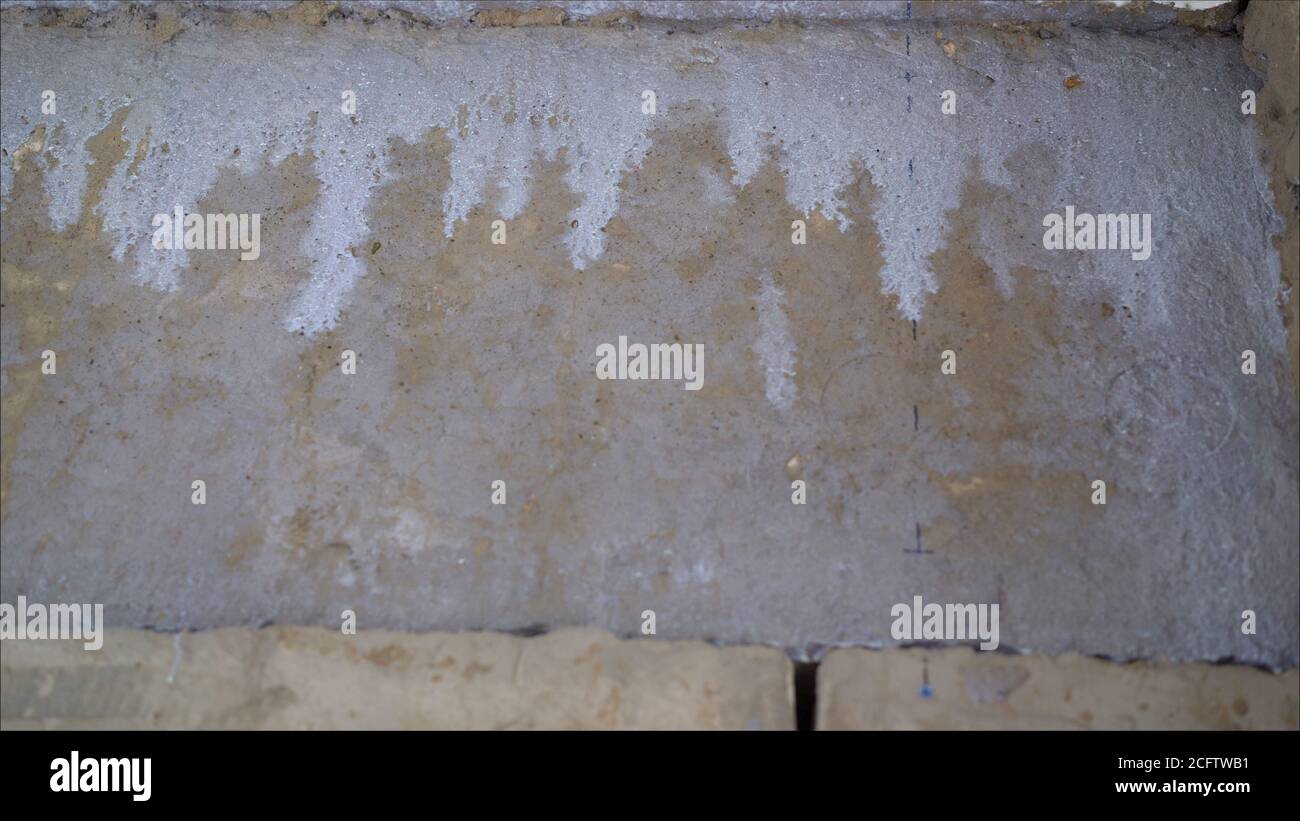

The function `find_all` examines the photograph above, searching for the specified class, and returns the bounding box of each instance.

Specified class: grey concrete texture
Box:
[0,0,1246,31]
[1,2,1297,667]
[1,626,794,729]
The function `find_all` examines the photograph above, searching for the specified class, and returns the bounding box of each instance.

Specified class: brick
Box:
[1,627,793,730]
[816,647,1300,730]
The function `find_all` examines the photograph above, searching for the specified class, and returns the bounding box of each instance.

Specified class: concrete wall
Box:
[1,0,1296,728]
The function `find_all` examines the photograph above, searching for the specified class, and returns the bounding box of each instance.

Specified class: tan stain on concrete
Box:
[913,158,1108,554]
[1,106,131,521]
[364,644,410,668]
[471,6,567,27]
[225,526,265,570]
[188,151,321,307]
[9,123,46,173]
[159,374,229,421]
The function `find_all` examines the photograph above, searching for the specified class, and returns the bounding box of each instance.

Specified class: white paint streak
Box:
[0,21,947,328]
[165,632,182,684]
[0,11,1261,335]
[756,272,797,410]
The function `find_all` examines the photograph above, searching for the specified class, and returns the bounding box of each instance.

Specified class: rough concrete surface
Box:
[817,645,1300,729]
[1242,0,1300,396]
[0,626,794,729]
[1,0,1297,675]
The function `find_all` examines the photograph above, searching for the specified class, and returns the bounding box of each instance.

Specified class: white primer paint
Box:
[755,272,798,410]
[0,5,1266,336]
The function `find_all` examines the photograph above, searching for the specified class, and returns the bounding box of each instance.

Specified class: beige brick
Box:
[816,648,1299,730]
[1,627,793,730]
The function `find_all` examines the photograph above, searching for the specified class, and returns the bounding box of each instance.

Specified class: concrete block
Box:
[816,647,1300,730]
[1,627,794,729]
[1,1,1296,669]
